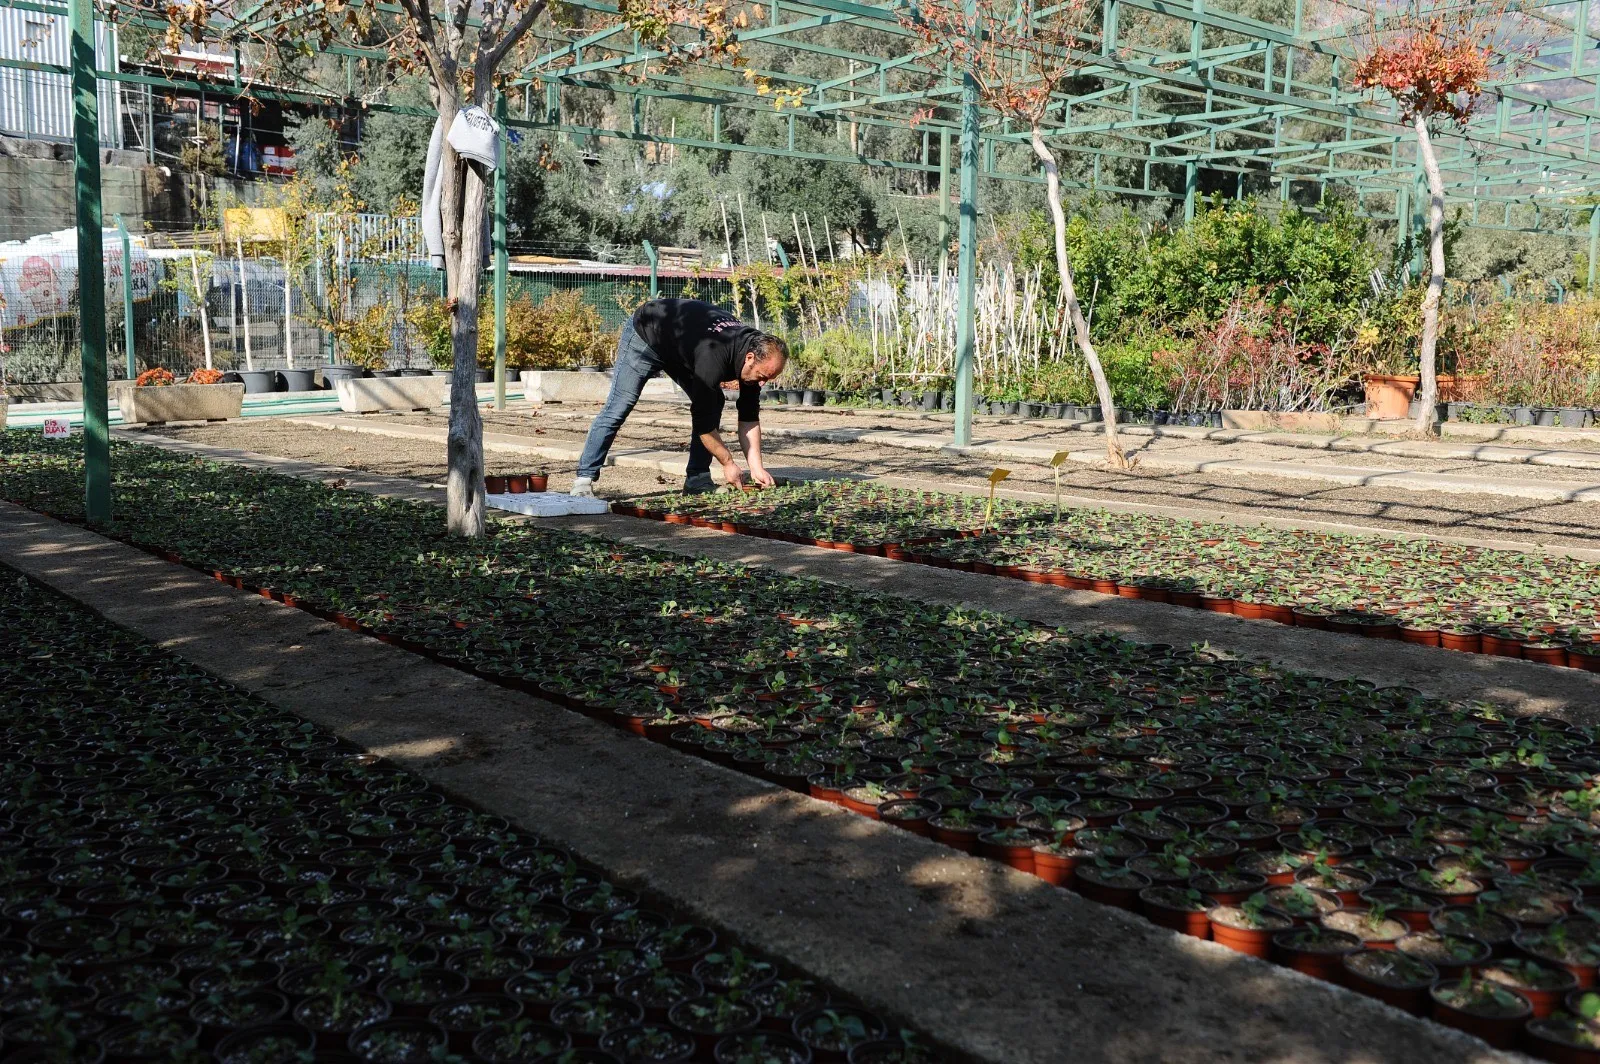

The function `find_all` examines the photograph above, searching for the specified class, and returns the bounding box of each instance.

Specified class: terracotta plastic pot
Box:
[1199,596,1234,614]
[1209,907,1294,957]
[1399,627,1441,646]
[1270,927,1362,981]
[1340,950,1438,1015]
[527,474,548,492]
[1031,847,1084,886]
[1429,981,1531,1049]
[484,476,508,494]
[1138,887,1213,938]
[1440,630,1483,653]
[1523,1017,1600,1064]
[1524,643,1571,667]
[507,476,530,494]
[1481,633,1525,658]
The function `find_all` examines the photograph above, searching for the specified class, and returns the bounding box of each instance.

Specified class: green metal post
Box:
[938,128,952,264]
[642,240,659,297]
[72,0,110,524]
[1183,161,1198,221]
[117,216,135,380]
[953,54,980,448]
[1588,208,1599,293]
[492,94,509,412]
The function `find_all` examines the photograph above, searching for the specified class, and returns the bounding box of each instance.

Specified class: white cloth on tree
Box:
[447,106,501,170]
[421,108,501,274]
[421,116,446,269]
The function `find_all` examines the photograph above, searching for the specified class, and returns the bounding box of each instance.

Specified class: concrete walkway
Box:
[0,510,1529,1064]
[256,415,1600,561]
[279,413,842,484]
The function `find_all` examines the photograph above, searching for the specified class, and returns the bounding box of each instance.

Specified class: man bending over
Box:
[570,297,788,496]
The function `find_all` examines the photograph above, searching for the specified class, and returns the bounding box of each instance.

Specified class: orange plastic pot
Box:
[1440,630,1482,653]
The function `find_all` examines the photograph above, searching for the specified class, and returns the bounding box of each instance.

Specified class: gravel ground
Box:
[141,414,1600,550]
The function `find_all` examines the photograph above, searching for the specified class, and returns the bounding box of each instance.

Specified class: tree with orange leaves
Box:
[1351,2,1522,435]
[900,0,1129,467]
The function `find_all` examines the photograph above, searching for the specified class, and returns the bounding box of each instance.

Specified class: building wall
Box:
[0,11,119,146]
[0,142,261,243]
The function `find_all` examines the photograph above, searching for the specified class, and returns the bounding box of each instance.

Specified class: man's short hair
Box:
[753,334,789,370]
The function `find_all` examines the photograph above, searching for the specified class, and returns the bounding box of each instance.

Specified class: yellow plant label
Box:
[988,468,1011,485]
[1049,451,1070,468]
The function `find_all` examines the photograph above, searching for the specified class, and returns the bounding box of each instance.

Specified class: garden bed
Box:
[0,564,937,1064]
[7,433,1600,1060]
[617,481,1600,669]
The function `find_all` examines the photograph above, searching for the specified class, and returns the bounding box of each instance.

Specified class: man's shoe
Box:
[569,476,596,497]
[682,473,715,494]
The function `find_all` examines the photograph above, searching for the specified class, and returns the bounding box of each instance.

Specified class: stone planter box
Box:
[0,396,7,430]
[335,374,451,413]
[118,383,245,425]
[1220,410,1343,433]
[521,369,687,404]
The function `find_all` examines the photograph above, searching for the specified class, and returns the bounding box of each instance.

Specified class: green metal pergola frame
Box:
[15,0,1600,515]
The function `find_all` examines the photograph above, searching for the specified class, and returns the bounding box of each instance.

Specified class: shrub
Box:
[488,290,615,371]
[327,303,394,371]
[1153,296,1357,412]
[136,368,176,387]
[1015,200,1375,345]
[405,298,454,371]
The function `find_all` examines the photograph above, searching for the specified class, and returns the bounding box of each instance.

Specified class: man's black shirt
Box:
[632,298,763,435]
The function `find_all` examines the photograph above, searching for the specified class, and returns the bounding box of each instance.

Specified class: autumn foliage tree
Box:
[1351,2,1519,435]
[902,0,1129,467]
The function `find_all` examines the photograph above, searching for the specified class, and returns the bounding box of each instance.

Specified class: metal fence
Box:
[0,254,737,385]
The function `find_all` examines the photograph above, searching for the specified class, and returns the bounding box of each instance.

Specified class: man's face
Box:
[736,353,783,385]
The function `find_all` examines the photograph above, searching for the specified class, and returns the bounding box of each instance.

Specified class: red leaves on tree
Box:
[898,0,1093,124]
[1349,3,1520,125]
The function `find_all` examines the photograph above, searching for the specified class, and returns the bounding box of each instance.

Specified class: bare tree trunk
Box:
[447,159,488,537]
[1413,114,1445,437]
[1030,127,1126,467]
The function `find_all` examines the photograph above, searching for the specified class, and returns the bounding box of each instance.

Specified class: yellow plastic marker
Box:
[981,468,1011,534]
[1049,451,1071,521]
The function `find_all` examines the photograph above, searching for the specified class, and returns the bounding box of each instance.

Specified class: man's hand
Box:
[748,464,776,488]
[721,460,746,489]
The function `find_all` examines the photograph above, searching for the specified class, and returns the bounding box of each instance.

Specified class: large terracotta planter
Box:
[1363,374,1477,419]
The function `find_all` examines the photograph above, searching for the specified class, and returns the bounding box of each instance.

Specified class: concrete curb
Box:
[0,502,1530,1064]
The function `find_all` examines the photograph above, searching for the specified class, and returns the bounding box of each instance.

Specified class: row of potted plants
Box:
[618,482,1600,669]
[8,436,1600,1059]
[0,566,938,1064]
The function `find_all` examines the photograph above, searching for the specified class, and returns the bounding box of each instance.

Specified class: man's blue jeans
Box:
[575,321,712,481]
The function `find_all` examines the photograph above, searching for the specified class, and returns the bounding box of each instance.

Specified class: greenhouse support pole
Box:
[492,94,509,412]
[72,0,110,525]
[952,57,980,449]
[1588,208,1599,293]
[1183,161,1198,221]
[642,241,659,297]
[117,216,135,380]
[938,128,952,264]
